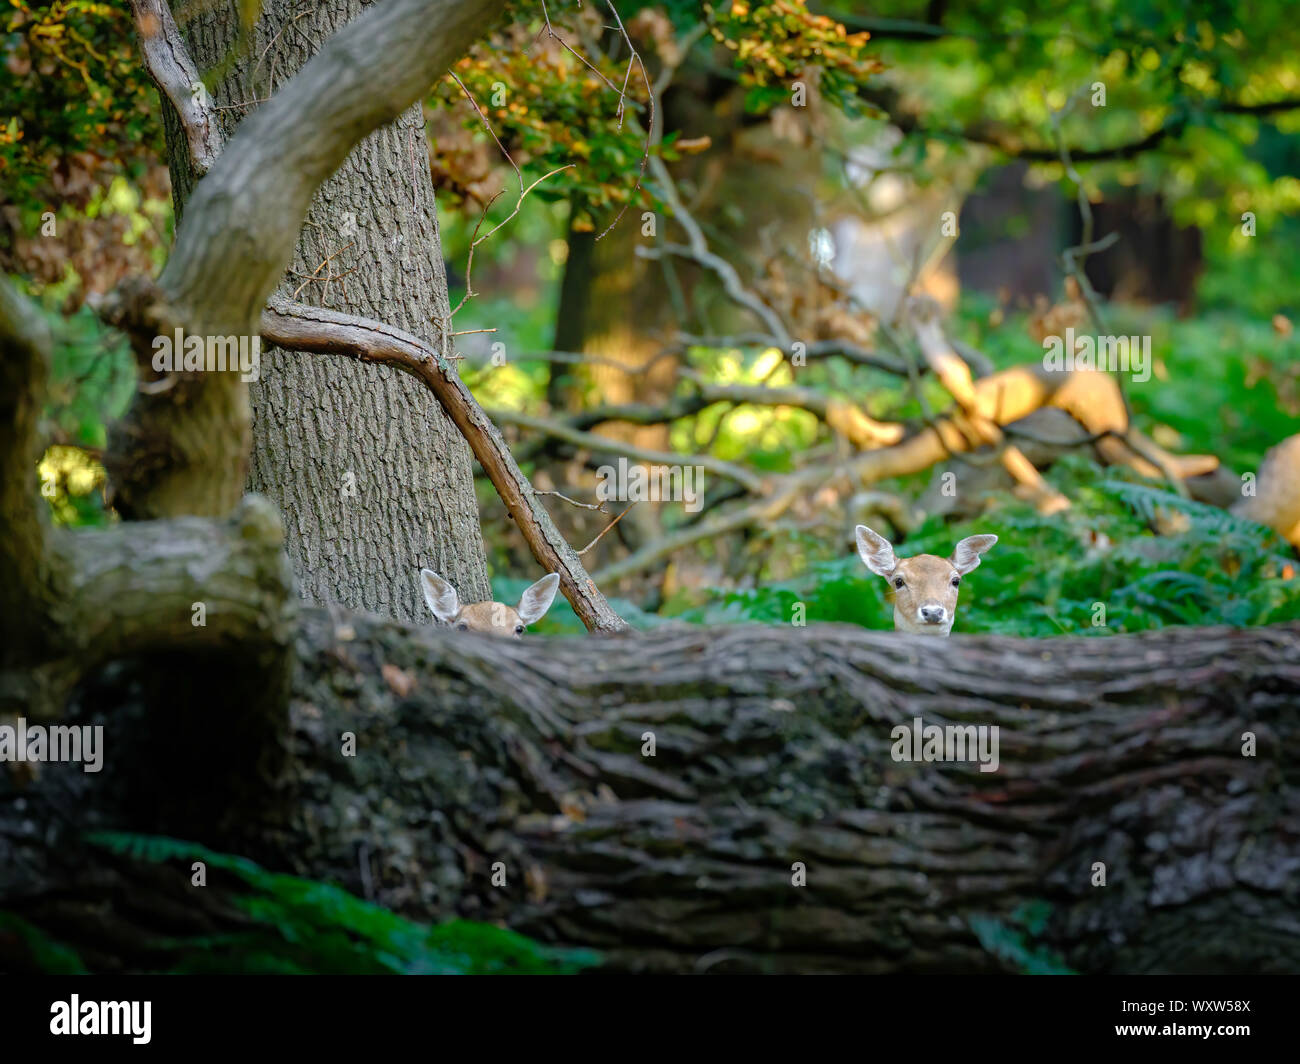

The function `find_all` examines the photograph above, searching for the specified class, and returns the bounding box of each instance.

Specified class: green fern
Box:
[1104,479,1287,544]
[660,456,1300,636]
[970,903,1076,975]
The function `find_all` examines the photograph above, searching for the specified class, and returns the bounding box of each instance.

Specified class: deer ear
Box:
[855,525,897,578]
[419,569,460,623]
[516,572,560,627]
[951,534,998,575]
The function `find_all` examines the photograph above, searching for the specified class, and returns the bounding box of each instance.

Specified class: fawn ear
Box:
[855,525,897,578]
[516,572,560,626]
[419,569,460,623]
[951,534,998,575]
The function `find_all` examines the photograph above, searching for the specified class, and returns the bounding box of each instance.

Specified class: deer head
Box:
[419,570,560,636]
[855,525,997,636]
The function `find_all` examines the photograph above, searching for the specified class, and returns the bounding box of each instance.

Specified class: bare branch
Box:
[470,346,683,377]
[673,332,907,375]
[640,156,792,345]
[578,502,637,556]
[687,378,831,419]
[593,477,810,584]
[488,407,766,494]
[260,297,629,633]
[535,489,613,513]
[589,350,1228,582]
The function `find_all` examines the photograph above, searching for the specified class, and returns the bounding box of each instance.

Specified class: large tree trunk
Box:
[161,0,491,620]
[7,614,1297,974]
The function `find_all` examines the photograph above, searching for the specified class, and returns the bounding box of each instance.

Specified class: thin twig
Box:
[288,241,356,301]
[578,502,638,555]
[535,489,613,513]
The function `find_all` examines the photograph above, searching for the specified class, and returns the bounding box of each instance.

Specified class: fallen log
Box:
[6,612,1295,973]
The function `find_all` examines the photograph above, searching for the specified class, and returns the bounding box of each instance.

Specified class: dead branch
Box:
[589,357,1224,583]
[638,155,792,344]
[578,502,638,555]
[260,297,629,633]
[906,296,1070,513]
[592,475,814,584]
[487,406,766,494]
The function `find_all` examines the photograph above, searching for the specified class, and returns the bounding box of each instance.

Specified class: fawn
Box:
[419,569,560,636]
[855,525,998,636]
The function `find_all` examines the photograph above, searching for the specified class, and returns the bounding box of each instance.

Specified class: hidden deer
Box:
[855,525,998,636]
[419,569,560,636]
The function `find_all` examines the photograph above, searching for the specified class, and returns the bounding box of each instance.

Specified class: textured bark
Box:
[279,616,1300,973]
[155,0,504,618]
[6,612,1297,974]
[0,278,294,738]
[1,497,296,717]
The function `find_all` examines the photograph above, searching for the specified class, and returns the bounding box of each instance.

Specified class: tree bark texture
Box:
[5,614,1297,974]
[160,0,499,619]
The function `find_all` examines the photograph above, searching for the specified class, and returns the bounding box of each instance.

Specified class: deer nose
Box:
[919,604,947,625]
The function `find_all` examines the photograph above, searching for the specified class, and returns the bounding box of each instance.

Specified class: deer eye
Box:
[893,577,905,589]
[951,576,961,587]
[457,622,469,631]
[514,624,524,635]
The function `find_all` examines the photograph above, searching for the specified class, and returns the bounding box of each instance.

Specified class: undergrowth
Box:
[654,455,1300,637]
[0,834,600,975]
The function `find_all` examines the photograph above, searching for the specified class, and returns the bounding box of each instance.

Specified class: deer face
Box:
[855,525,997,636]
[419,570,560,637]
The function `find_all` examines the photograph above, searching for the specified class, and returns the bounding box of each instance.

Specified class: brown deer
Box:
[419,569,560,636]
[855,525,998,636]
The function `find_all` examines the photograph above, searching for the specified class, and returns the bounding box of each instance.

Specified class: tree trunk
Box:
[162,0,491,620]
[1083,192,1204,315]
[7,614,1297,974]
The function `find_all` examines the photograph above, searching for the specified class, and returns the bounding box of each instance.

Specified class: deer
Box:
[418,569,560,636]
[855,525,998,636]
